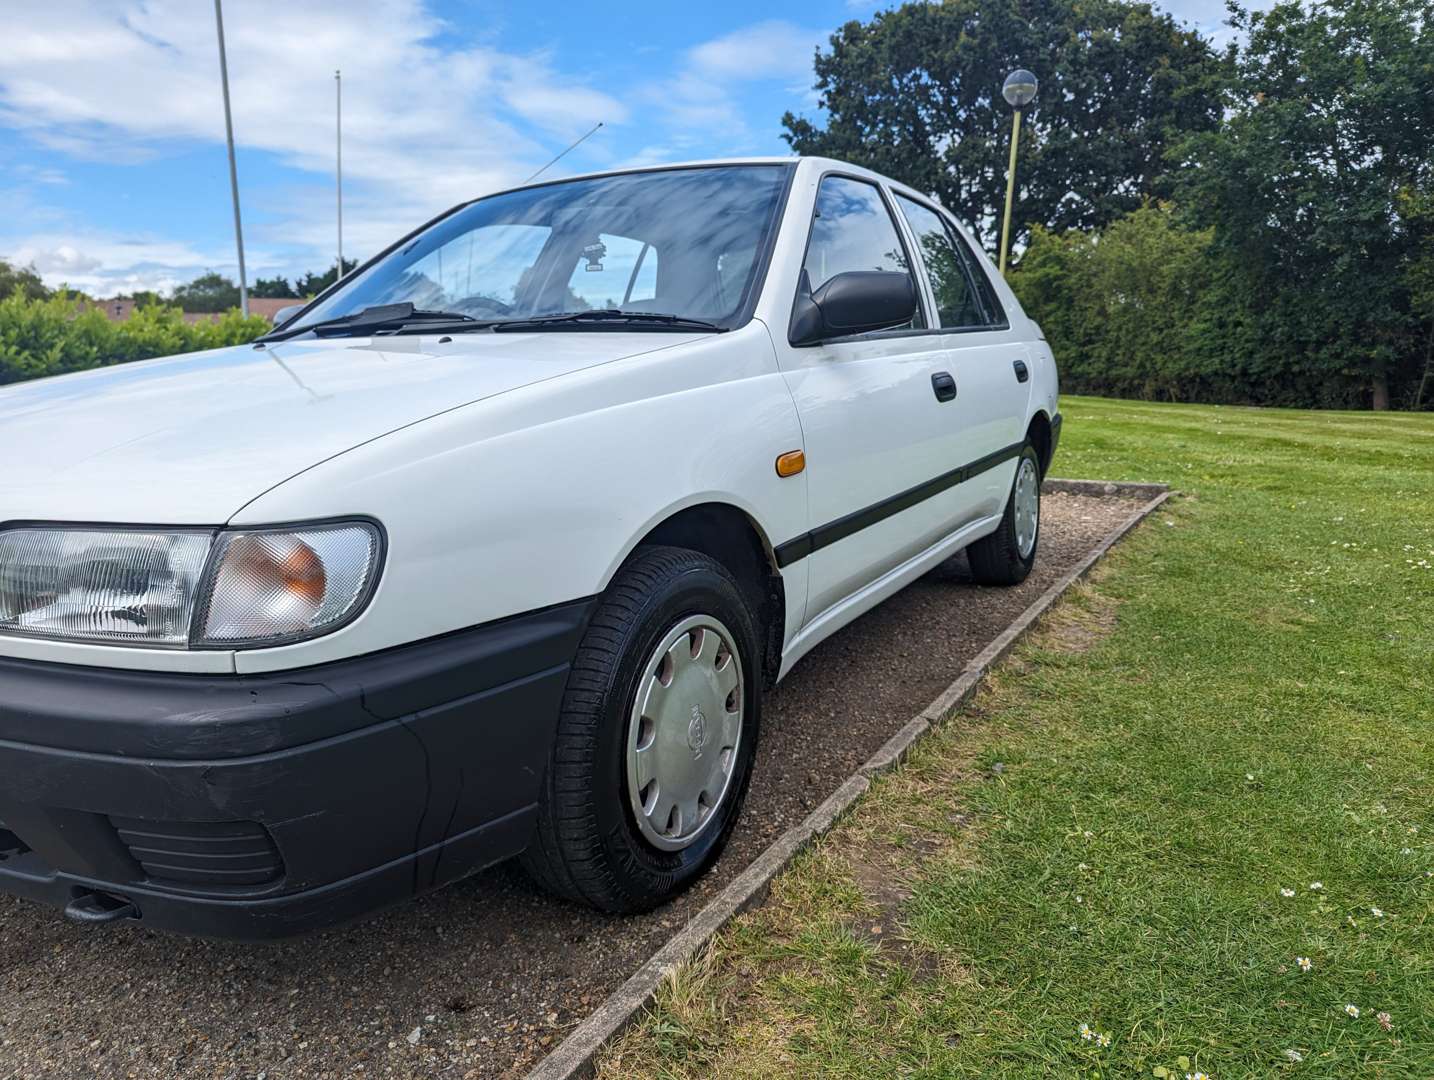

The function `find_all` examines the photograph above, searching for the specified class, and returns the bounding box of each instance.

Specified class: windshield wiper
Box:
[259,302,485,342]
[490,310,725,333]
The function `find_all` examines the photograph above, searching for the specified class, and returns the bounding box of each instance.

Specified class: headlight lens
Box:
[0,528,212,646]
[0,520,381,649]
[194,523,381,646]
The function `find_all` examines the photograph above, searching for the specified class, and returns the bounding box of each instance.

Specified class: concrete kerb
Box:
[526,481,1174,1080]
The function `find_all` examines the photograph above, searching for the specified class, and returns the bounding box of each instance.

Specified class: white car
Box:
[0,158,1059,939]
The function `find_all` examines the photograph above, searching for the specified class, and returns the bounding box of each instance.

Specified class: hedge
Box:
[0,292,270,386]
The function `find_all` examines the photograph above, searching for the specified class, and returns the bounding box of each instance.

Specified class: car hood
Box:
[0,332,702,524]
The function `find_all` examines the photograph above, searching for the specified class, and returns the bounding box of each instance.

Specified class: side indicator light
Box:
[775,450,806,477]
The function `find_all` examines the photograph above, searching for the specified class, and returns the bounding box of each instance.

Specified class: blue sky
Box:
[0,0,1240,297]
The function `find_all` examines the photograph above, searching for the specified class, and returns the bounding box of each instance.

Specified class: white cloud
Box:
[0,0,628,291]
[25,244,101,276]
[688,20,825,82]
[641,21,827,150]
[0,5,827,295]
[5,230,250,296]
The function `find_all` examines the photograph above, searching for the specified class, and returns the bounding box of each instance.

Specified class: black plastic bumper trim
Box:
[0,598,595,939]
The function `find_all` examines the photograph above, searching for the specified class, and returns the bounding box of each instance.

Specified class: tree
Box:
[1011,205,1237,402]
[1176,0,1434,409]
[781,0,1229,249]
[1401,187,1434,408]
[0,259,52,301]
[251,275,295,298]
[171,272,240,313]
[295,258,357,298]
[117,290,165,308]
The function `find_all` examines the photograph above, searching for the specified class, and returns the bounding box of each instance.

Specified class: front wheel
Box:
[521,546,761,913]
[967,442,1041,586]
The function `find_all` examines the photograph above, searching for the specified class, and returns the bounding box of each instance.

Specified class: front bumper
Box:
[0,599,592,940]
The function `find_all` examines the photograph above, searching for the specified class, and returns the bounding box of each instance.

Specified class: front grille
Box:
[110,816,282,887]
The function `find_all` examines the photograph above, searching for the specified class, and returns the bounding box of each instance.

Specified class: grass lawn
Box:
[596,396,1434,1079]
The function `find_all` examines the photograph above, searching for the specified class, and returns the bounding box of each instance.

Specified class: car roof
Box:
[483,156,908,202]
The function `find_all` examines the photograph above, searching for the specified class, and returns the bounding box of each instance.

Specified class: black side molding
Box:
[773,441,1025,567]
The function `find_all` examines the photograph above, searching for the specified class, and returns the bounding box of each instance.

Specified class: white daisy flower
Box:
[1345,1004,1361,1018]
[1309,882,1324,891]
[1297,956,1312,972]
[1280,888,1295,898]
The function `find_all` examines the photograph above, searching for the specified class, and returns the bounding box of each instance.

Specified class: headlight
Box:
[0,520,382,649]
[0,528,212,646]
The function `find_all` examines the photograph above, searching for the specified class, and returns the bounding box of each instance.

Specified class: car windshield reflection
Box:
[286,165,792,335]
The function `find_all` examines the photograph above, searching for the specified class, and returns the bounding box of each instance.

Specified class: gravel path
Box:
[0,492,1144,1080]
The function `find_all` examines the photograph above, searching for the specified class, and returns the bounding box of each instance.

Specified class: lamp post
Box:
[998,69,1038,277]
[336,69,344,282]
[214,0,248,316]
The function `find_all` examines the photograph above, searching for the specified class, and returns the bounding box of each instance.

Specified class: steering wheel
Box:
[456,296,514,317]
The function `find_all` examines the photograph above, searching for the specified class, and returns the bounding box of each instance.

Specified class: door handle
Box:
[1013,358,1030,383]
[931,372,957,402]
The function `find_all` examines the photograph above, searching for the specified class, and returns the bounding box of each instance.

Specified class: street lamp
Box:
[214,0,248,316]
[998,68,1038,277]
[336,70,344,282]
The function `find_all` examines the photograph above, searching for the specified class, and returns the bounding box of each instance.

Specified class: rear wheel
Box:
[967,442,1041,586]
[521,546,761,912]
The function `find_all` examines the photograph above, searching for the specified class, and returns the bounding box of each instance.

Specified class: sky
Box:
[0,0,1242,298]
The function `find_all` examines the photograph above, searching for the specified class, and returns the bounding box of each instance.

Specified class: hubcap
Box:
[625,614,745,852]
[1014,455,1040,559]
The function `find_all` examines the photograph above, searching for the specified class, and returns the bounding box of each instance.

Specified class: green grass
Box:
[597,396,1434,1080]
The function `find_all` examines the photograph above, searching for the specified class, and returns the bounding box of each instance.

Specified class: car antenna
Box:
[524,122,604,184]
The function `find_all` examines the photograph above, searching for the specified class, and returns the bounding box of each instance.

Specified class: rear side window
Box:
[894,195,1007,329]
[955,230,1007,327]
[893,195,986,329]
[803,176,925,330]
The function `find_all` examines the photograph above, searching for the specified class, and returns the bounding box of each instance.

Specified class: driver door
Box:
[771,174,969,623]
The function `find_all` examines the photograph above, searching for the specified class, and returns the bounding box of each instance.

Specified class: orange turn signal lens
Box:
[775,450,806,477]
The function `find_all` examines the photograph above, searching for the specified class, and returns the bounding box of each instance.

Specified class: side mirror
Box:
[271,304,305,328]
[788,270,917,346]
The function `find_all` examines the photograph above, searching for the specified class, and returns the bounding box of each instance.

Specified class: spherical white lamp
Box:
[1002,69,1039,109]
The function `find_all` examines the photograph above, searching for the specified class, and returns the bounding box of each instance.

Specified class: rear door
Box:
[770,173,971,622]
[890,193,1032,521]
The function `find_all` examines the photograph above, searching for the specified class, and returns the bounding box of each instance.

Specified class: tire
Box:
[967,442,1042,586]
[521,545,762,913]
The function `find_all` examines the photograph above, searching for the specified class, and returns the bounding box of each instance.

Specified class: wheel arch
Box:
[617,500,786,689]
[1026,410,1054,477]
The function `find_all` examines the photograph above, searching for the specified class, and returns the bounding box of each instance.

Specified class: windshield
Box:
[288,164,791,334]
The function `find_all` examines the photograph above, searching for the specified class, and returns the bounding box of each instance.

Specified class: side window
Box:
[804,176,925,330]
[893,195,986,329]
[951,229,1007,327]
[566,234,658,310]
